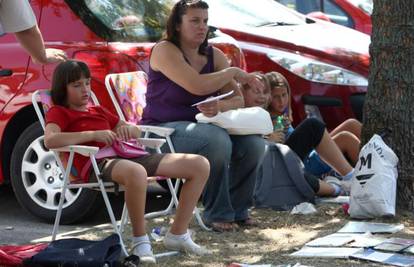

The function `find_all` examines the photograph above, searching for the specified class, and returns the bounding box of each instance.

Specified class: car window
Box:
[66,0,175,42]
[348,0,373,15]
[206,0,305,28]
[323,0,355,28]
[277,0,321,15]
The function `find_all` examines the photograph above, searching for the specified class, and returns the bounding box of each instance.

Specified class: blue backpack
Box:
[23,234,125,267]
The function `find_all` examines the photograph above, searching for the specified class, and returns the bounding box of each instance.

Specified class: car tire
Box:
[10,122,100,224]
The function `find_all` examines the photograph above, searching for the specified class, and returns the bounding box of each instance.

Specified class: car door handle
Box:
[0,69,13,77]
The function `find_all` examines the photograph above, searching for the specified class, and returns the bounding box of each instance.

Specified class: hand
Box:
[93,130,117,146]
[197,100,219,117]
[267,131,285,143]
[113,15,142,28]
[116,125,140,141]
[43,48,67,64]
[234,71,264,90]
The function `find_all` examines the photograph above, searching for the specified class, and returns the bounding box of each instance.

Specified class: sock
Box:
[167,231,200,247]
[331,183,342,197]
[342,169,354,181]
[168,230,190,240]
[132,234,152,255]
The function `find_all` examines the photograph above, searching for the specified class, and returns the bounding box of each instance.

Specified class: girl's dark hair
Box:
[165,0,209,55]
[51,60,91,107]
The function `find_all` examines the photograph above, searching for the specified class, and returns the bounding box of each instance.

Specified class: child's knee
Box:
[124,164,148,188]
[187,155,210,180]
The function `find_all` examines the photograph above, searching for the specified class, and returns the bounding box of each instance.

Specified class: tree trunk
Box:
[362,1,414,209]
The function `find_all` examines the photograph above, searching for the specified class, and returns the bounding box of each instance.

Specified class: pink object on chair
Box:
[109,71,148,124]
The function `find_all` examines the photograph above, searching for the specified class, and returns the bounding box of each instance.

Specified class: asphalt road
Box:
[0,183,170,245]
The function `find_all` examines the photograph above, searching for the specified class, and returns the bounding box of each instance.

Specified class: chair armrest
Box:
[138,125,175,137]
[138,138,166,149]
[50,145,99,157]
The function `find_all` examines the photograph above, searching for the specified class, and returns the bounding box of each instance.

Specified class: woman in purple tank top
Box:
[142,0,266,232]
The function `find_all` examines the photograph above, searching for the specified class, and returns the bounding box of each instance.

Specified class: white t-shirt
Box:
[0,0,37,33]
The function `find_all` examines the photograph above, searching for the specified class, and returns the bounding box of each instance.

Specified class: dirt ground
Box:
[117,202,414,267]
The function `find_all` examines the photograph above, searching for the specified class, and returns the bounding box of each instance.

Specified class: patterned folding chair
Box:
[105,71,210,231]
[32,90,168,257]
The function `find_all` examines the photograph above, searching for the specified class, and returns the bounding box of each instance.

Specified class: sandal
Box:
[207,222,238,233]
[235,218,258,228]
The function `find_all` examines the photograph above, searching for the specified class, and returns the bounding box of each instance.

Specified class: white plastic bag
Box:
[349,134,399,218]
[196,107,273,135]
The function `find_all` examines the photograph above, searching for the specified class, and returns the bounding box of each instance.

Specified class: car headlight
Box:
[267,51,368,86]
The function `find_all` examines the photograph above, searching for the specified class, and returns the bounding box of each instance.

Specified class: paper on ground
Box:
[317,196,350,204]
[349,233,387,248]
[191,90,234,106]
[338,221,404,234]
[306,233,355,247]
[306,232,387,248]
[290,246,363,258]
[375,238,414,252]
[351,249,414,267]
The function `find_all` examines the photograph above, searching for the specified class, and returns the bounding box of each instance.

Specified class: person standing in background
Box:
[0,0,66,64]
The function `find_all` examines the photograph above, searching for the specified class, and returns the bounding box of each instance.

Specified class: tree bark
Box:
[362,1,414,209]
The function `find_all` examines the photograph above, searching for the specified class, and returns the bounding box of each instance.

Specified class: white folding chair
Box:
[105,71,210,231]
[32,90,168,257]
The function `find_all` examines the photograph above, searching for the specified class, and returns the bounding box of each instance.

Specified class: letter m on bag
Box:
[359,153,372,171]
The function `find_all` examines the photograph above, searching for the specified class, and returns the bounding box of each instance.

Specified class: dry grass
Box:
[123,204,414,267]
[65,202,414,267]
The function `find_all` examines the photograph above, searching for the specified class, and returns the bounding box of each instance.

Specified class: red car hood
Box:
[220,21,371,76]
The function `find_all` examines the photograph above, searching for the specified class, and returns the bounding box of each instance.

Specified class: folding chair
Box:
[32,90,168,257]
[105,71,210,231]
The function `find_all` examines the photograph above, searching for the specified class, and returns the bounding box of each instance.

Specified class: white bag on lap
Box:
[349,134,399,218]
[196,107,273,135]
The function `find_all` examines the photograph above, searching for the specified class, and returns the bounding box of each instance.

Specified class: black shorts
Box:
[90,154,166,182]
[285,118,326,193]
[285,118,326,161]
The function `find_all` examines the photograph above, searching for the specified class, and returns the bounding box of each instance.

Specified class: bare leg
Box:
[332,131,360,165]
[330,119,362,139]
[317,181,336,197]
[154,153,209,235]
[315,130,353,176]
[110,160,148,237]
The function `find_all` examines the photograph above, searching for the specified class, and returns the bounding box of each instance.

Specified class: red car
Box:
[277,0,373,35]
[206,0,370,128]
[0,0,245,223]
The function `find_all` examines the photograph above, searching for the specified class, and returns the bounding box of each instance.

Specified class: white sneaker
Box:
[131,240,156,264]
[324,176,351,195]
[163,231,211,255]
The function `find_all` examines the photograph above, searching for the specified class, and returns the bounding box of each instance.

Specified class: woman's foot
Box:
[164,230,211,255]
[131,235,156,264]
[235,218,258,228]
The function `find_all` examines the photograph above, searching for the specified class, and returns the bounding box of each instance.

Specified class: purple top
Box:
[141,45,218,124]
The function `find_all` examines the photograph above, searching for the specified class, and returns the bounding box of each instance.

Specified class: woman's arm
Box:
[44,123,116,149]
[151,41,246,96]
[214,47,245,111]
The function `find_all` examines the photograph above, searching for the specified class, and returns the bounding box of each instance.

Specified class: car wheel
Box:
[10,122,100,224]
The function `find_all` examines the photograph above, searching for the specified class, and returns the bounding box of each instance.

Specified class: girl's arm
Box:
[44,123,116,149]
[151,41,250,96]
[113,120,141,141]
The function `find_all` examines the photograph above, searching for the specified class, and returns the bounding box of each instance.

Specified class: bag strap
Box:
[80,147,118,182]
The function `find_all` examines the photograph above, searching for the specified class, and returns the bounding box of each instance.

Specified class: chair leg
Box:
[98,179,129,257]
[90,158,129,257]
[119,202,129,233]
[52,151,75,241]
[194,207,211,231]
